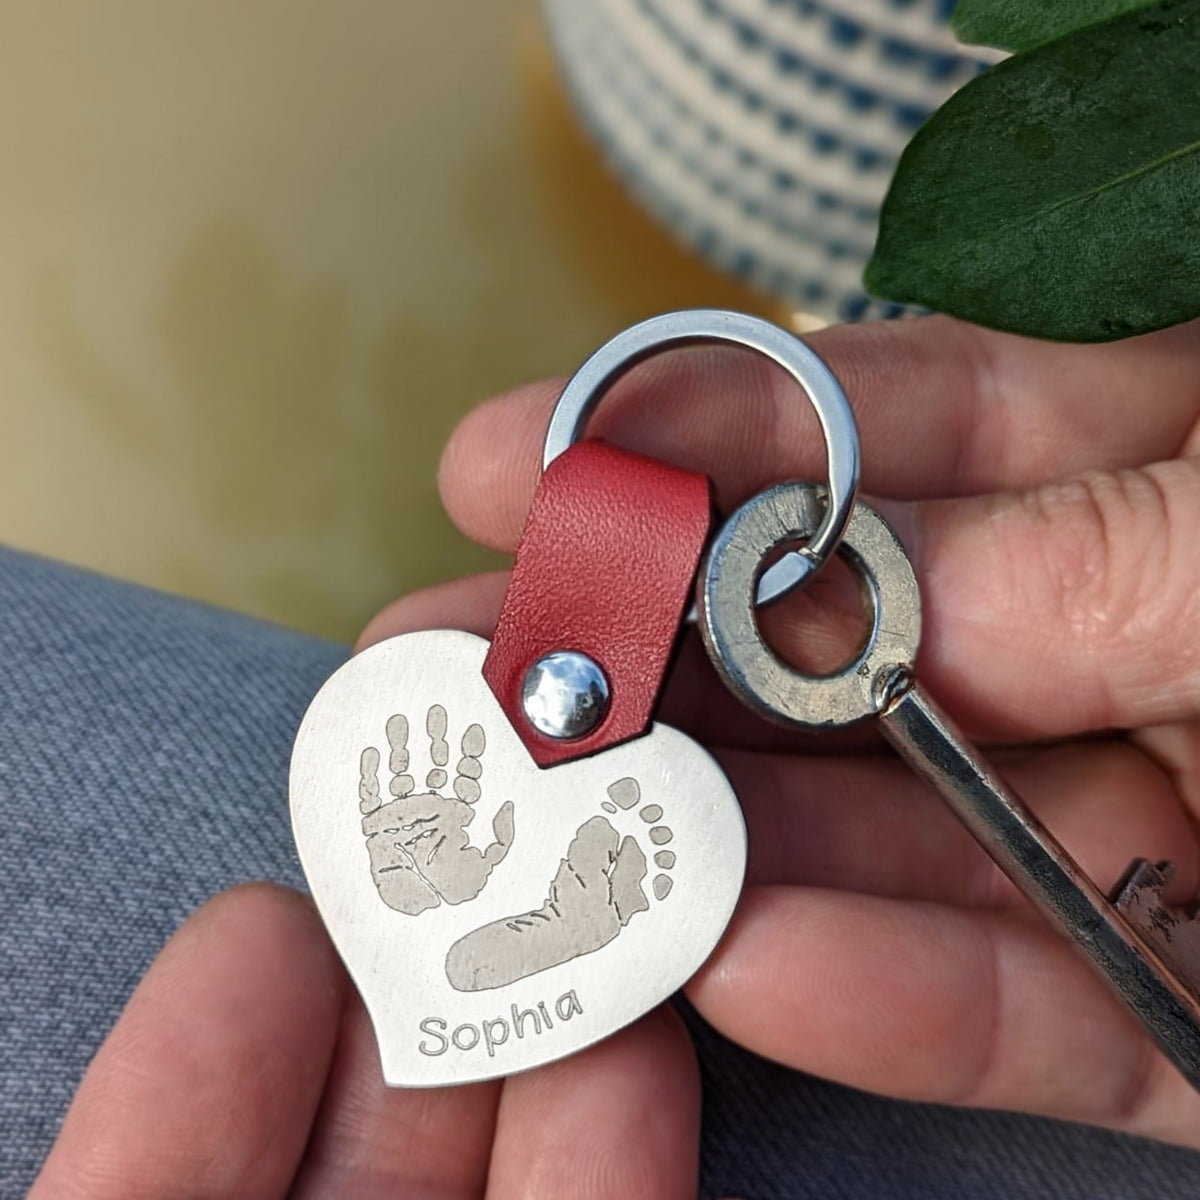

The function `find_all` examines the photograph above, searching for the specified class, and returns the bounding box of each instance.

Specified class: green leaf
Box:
[953,0,1159,52]
[864,0,1200,342]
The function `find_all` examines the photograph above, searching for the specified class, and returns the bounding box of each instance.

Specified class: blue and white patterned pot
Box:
[542,0,998,321]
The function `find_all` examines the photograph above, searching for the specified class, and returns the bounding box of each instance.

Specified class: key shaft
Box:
[880,674,1200,1090]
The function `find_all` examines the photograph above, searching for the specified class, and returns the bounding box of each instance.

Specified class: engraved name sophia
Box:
[418,990,584,1058]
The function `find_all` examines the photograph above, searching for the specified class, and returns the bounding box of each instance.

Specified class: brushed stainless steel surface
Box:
[543,310,861,604]
[292,630,746,1087]
[700,481,1200,1091]
[520,650,610,739]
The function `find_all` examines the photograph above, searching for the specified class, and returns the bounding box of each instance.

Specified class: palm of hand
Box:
[31,316,1200,1199]
[361,791,478,911]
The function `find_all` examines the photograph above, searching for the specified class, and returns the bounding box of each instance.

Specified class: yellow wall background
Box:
[0,1,769,640]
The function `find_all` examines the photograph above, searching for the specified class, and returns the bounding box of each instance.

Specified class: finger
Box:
[359,746,383,813]
[355,511,1200,768]
[486,1005,701,1200]
[909,457,1200,735]
[688,887,1200,1148]
[356,573,883,755]
[289,995,500,1200]
[354,579,1198,907]
[385,712,413,797]
[454,721,485,803]
[356,570,509,652]
[730,740,1199,906]
[438,317,1200,552]
[639,457,1200,742]
[354,548,1198,771]
[29,884,345,1200]
[427,703,450,790]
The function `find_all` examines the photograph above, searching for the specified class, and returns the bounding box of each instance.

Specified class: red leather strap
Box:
[483,439,712,767]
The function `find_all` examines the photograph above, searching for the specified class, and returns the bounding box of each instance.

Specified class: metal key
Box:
[698,481,1200,1091]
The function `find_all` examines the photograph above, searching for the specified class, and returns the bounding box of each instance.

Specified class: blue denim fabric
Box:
[4,544,1200,1198]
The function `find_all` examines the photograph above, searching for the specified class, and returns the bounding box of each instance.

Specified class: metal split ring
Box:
[543,310,861,604]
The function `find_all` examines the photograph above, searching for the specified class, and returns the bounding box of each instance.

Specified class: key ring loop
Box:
[543,310,861,603]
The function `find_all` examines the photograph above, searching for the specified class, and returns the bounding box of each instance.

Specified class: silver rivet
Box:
[520,651,610,740]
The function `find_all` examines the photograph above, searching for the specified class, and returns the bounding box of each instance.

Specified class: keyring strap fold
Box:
[483,439,712,767]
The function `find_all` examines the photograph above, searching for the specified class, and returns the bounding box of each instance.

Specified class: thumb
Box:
[906,457,1200,736]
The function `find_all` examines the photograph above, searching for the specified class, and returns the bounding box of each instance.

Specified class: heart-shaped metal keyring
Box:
[291,630,747,1087]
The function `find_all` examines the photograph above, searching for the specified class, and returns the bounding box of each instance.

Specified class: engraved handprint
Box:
[359,706,514,916]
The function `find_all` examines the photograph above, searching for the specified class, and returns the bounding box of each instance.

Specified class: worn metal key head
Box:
[699,481,922,730]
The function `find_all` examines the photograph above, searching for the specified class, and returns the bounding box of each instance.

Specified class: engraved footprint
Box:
[444,777,674,992]
[359,706,515,917]
[601,777,675,901]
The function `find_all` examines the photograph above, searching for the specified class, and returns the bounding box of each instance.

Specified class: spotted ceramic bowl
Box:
[542,0,997,320]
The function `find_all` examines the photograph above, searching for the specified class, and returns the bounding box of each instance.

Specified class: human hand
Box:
[357,315,1200,1148]
[28,884,707,1198]
[33,316,1200,1199]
